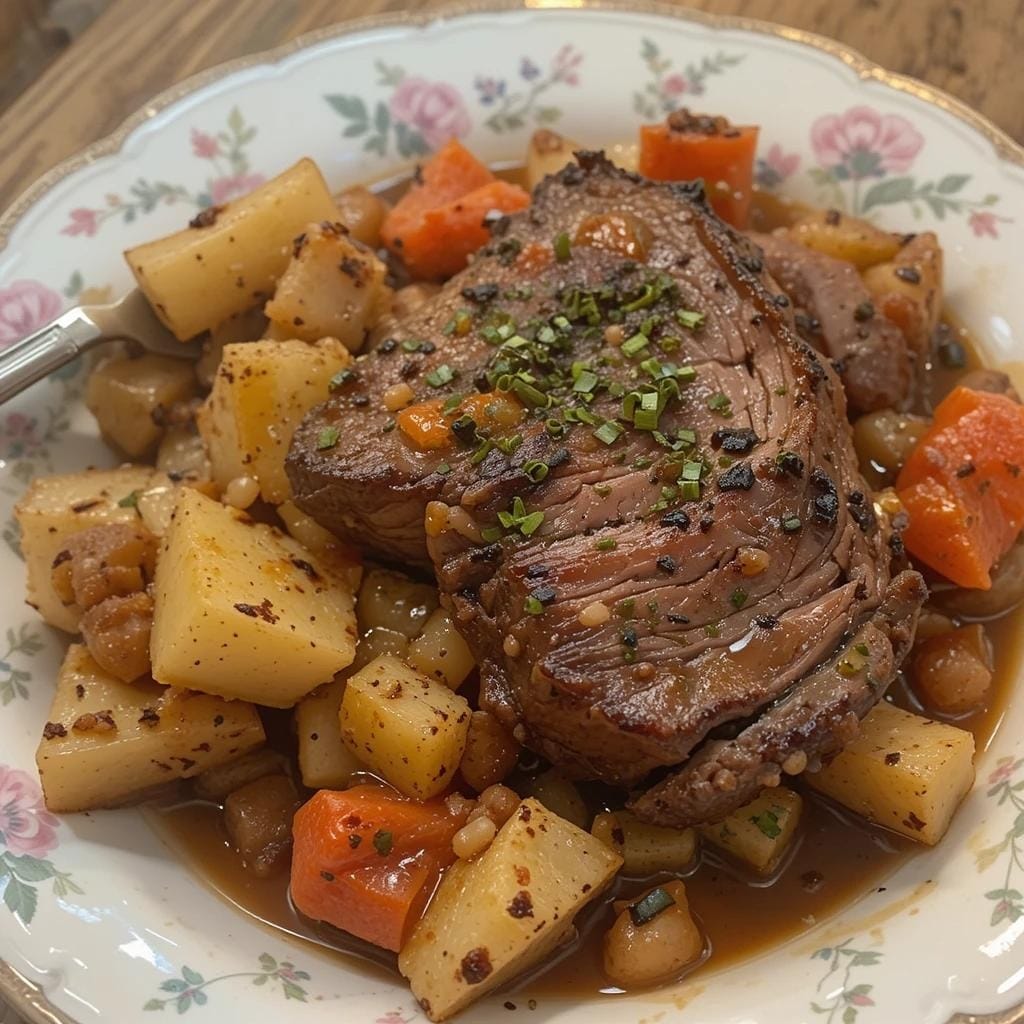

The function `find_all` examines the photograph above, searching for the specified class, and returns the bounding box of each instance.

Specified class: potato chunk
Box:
[407,608,475,690]
[340,655,470,799]
[150,488,357,707]
[36,644,265,812]
[593,810,696,876]
[698,787,803,874]
[806,701,975,844]
[197,337,350,502]
[86,353,198,456]
[399,798,621,1021]
[357,567,438,638]
[785,209,900,269]
[295,678,364,789]
[126,158,339,340]
[264,220,391,350]
[15,467,168,632]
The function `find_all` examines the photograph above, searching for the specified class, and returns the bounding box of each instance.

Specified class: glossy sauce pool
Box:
[152,180,1022,998]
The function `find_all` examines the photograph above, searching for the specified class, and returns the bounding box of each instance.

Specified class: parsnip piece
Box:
[150,488,357,707]
[197,337,350,502]
[125,158,339,340]
[36,644,264,812]
[340,655,470,799]
[806,701,975,845]
[593,810,697,875]
[698,787,803,874]
[15,466,168,632]
[399,798,621,1021]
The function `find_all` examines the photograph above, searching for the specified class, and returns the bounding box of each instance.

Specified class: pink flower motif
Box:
[552,44,583,86]
[61,207,99,238]
[969,210,1000,239]
[375,1013,411,1024]
[662,73,688,98]
[849,993,875,1007]
[209,172,266,205]
[0,280,63,347]
[191,128,220,159]
[989,757,1022,786]
[811,105,924,179]
[766,143,801,180]
[0,765,59,859]
[390,78,471,150]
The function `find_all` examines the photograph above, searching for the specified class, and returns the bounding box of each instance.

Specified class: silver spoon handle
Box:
[0,308,103,405]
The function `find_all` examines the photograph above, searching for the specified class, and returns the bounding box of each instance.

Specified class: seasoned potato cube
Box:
[126,158,339,340]
[407,608,475,690]
[806,701,975,845]
[399,798,621,1021]
[197,337,351,502]
[155,423,213,489]
[785,209,900,268]
[224,774,301,877]
[86,353,197,457]
[277,499,363,593]
[698,787,803,874]
[36,644,265,812]
[357,568,438,638]
[340,655,470,799]
[150,487,357,707]
[196,307,268,389]
[526,129,581,190]
[15,466,169,632]
[593,810,697,876]
[296,678,364,789]
[264,220,391,350]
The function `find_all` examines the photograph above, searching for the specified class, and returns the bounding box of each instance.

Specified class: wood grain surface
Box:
[0,0,1022,211]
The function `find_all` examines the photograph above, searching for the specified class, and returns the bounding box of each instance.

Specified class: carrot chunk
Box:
[638,114,759,228]
[290,786,467,951]
[897,386,1024,588]
[382,140,529,280]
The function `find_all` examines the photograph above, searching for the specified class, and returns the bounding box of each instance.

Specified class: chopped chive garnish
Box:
[373,830,393,855]
[629,887,676,926]
[854,643,870,657]
[425,364,457,388]
[677,428,697,446]
[573,369,599,394]
[553,232,572,263]
[781,515,802,533]
[443,394,464,415]
[596,538,618,551]
[751,810,782,838]
[730,587,748,610]
[676,365,698,384]
[317,426,340,450]
[704,622,721,638]
[523,459,550,483]
[481,526,503,543]
[382,418,396,433]
[707,392,732,416]
[545,418,566,437]
[621,333,650,357]
[616,599,636,619]
[524,596,545,615]
[593,483,613,497]
[436,463,452,475]
[680,480,701,500]
[680,461,703,481]
[519,511,544,536]
[512,379,550,408]
[401,338,423,352]
[118,490,140,508]
[676,309,705,330]
[594,421,624,445]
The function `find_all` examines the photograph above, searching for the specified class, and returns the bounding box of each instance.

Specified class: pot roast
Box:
[287,153,925,826]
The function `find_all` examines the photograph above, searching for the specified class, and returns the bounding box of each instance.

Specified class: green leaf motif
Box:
[282,980,308,1001]
[843,1007,858,1024]
[4,852,56,883]
[851,951,882,966]
[181,966,204,987]
[175,993,192,1014]
[252,974,268,986]
[374,101,390,136]
[325,94,368,122]
[936,173,971,194]
[63,270,84,299]
[2,874,38,924]
[144,999,165,1012]
[160,979,188,994]
[861,176,915,212]
[259,953,278,971]
[812,946,833,960]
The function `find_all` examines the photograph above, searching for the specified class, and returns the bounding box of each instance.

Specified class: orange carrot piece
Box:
[397,391,524,451]
[897,386,1024,588]
[393,179,530,280]
[382,139,495,243]
[290,786,467,951]
[638,121,759,228]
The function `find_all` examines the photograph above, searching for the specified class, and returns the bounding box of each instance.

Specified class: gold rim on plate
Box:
[0,3,1022,1023]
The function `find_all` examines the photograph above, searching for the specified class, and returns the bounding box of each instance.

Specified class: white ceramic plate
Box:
[2,4,1023,1022]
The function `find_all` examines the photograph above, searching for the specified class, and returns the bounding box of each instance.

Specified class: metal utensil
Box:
[0,289,199,405]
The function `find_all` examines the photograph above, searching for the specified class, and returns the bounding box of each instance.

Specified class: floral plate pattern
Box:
[1,4,1023,1023]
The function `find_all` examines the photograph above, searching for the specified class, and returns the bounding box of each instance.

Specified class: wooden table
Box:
[1,0,1022,212]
